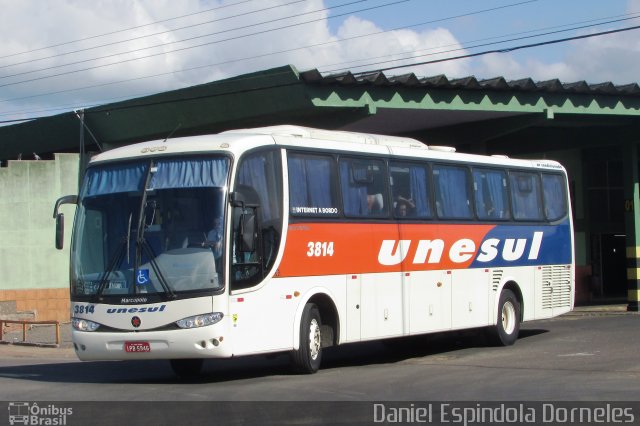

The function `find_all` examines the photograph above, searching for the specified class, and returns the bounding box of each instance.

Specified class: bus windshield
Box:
[71,156,229,300]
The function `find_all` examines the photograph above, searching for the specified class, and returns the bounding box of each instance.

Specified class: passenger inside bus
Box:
[367,193,384,213]
[394,196,416,217]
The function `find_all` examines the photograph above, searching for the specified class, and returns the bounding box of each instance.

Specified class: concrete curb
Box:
[563,304,639,317]
[0,341,59,348]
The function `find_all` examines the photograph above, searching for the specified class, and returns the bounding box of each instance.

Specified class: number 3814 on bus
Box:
[306,241,335,257]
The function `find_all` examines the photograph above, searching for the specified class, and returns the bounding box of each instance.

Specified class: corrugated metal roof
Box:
[299,69,640,96]
[3,65,640,161]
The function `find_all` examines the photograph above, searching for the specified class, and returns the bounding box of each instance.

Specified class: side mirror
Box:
[53,195,78,250]
[230,187,260,255]
[55,213,65,250]
[239,212,257,252]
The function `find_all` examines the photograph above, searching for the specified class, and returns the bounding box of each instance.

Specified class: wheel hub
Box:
[501,300,516,334]
[309,318,321,360]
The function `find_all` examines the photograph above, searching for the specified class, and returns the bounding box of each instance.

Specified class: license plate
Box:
[124,341,151,353]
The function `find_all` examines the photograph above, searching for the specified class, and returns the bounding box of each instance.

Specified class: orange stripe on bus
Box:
[276,223,494,278]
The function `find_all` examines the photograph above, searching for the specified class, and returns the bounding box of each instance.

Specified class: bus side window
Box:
[339,157,388,217]
[389,161,432,219]
[510,171,544,221]
[231,149,283,290]
[472,168,510,220]
[288,153,339,216]
[433,164,472,219]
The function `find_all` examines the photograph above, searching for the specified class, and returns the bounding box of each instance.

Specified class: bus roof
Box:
[88,125,566,172]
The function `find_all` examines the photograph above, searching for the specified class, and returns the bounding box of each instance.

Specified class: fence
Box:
[0,319,60,345]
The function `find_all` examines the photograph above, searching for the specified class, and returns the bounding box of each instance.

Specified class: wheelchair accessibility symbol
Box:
[136,269,150,285]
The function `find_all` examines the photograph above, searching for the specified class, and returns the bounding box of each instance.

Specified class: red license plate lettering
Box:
[124,342,151,353]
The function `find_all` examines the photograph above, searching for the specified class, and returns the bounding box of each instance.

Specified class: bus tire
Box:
[170,358,204,378]
[489,289,520,346]
[291,303,322,374]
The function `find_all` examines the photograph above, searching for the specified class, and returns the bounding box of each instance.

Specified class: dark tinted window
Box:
[473,168,510,220]
[389,161,432,218]
[510,171,543,220]
[288,153,339,217]
[339,158,388,218]
[542,173,568,220]
[232,150,283,289]
[433,164,472,219]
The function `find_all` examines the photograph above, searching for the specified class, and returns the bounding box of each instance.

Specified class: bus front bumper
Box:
[72,326,232,360]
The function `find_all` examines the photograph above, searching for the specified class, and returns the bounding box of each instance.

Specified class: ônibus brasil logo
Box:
[8,402,73,425]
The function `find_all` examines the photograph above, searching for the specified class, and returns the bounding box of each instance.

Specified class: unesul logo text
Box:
[107,305,166,314]
[378,232,543,266]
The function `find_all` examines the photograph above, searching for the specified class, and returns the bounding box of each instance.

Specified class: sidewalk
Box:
[565,303,636,316]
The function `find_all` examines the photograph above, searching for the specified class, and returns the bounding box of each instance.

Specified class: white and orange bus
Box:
[54,125,574,376]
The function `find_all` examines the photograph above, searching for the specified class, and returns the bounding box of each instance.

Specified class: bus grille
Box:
[541,265,573,309]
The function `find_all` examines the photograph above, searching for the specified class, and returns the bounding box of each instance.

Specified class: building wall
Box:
[0,154,78,322]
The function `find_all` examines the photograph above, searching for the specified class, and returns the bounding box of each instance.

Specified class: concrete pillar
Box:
[624,143,640,311]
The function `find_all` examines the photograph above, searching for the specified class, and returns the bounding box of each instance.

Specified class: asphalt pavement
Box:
[0,303,633,358]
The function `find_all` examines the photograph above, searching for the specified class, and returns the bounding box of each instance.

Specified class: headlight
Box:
[176,312,224,329]
[72,317,101,332]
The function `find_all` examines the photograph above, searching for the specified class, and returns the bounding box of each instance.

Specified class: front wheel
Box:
[489,289,521,346]
[170,358,204,378]
[291,303,322,374]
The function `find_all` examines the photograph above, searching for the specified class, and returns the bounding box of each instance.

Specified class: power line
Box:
[0,0,402,87]
[0,69,301,121]
[0,0,257,60]
[4,22,640,124]
[53,23,640,116]
[0,4,630,107]
[5,2,639,123]
[321,13,640,73]
[319,12,640,71]
[352,23,640,76]
[1,0,538,72]
[0,0,312,70]
[0,0,533,93]
[0,0,544,105]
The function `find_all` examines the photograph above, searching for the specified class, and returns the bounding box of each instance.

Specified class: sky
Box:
[0,0,639,124]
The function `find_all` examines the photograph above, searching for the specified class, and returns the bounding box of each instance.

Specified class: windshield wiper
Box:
[126,212,132,265]
[94,235,128,302]
[133,163,176,300]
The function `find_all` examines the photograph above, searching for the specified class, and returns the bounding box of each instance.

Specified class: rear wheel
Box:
[489,289,520,346]
[291,303,322,374]
[170,358,204,378]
